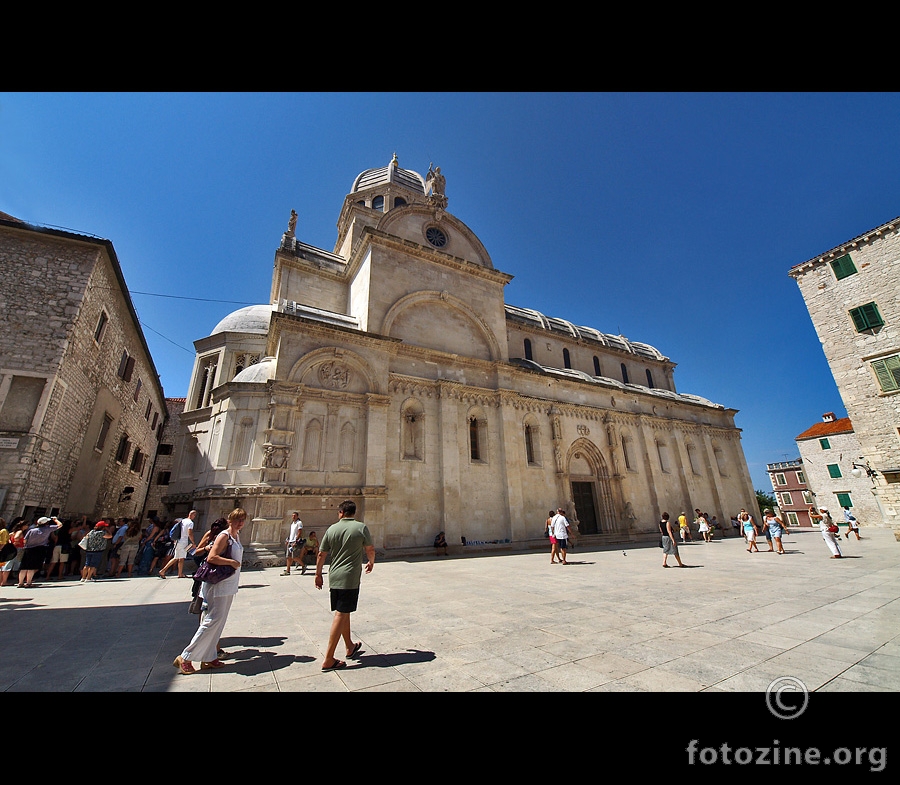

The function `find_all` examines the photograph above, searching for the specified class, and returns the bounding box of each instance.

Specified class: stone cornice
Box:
[789,216,900,278]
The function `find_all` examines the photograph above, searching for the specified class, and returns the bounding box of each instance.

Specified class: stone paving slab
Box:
[1,526,898,698]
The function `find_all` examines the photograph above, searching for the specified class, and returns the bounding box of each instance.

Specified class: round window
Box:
[425,226,448,248]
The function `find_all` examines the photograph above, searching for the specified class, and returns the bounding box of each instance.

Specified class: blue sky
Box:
[3,92,899,493]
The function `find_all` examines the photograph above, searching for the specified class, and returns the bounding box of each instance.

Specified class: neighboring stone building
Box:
[789,217,900,532]
[164,156,756,556]
[766,458,815,527]
[794,412,882,529]
[140,397,185,526]
[0,213,167,522]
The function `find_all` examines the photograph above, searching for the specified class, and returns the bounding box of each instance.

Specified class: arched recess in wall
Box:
[228,416,255,467]
[566,437,617,535]
[400,397,425,461]
[685,440,702,475]
[302,418,323,470]
[380,290,502,362]
[287,347,380,394]
[620,430,637,472]
[713,443,728,477]
[338,421,357,471]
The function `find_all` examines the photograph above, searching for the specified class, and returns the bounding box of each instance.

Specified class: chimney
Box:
[822,412,836,422]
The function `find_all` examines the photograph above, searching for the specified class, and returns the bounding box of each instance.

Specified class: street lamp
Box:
[851,458,878,481]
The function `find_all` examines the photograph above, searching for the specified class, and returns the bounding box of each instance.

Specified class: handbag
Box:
[78,535,89,550]
[827,524,839,534]
[188,596,203,614]
[0,542,17,562]
[193,539,235,584]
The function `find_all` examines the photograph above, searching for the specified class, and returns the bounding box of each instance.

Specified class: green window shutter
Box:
[872,356,900,393]
[819,438,830,449]
[827,463,843,478]
[830,254,857,280]
[836,493,852,508]
[850,302,884,332]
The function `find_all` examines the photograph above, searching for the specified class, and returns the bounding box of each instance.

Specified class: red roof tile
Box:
[796,417,853,440]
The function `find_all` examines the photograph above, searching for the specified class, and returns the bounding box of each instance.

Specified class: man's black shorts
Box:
[330,587,360,613]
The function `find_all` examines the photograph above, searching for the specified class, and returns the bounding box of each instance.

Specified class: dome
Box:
[210,305,272,336]
[351,154,426,195]
[232,356,276,383]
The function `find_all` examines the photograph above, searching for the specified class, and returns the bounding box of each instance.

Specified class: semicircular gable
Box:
[381,291,501,362]
[287,348,380,394]
[377,206,494,269]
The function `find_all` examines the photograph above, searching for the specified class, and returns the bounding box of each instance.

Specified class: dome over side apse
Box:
[232,356,276,383]
[210,305,272,336]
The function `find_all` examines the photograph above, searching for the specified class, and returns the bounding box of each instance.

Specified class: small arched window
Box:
[468,408,488,463]
[563,348,571,369]
[593,356,601,376]
[372,195,384,211]
[524,338,533,360]
[394,197,407,209]
[621,363,629,384]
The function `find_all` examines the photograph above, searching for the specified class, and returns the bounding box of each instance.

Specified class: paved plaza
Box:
[2,526,899,693]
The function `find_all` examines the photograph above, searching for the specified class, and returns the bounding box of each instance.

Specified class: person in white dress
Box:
[174,508,246,674]
[817,507,843,559]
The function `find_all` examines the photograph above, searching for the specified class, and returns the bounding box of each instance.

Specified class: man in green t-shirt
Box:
[315,499,375,672]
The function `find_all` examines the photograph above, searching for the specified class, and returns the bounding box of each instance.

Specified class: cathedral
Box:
[163,155,755,554]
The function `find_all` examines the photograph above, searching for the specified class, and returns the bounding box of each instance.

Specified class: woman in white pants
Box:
[173,508,245,674]
[818,507,843,559]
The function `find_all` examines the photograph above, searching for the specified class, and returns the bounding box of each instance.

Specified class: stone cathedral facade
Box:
[164,156,755,553]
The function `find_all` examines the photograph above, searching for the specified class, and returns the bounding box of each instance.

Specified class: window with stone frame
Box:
[468,408,488,463]
[95,413,114,451]
[93,310,109,343]
[524,416,542,467]
[827,463,843,478]
[117,350,135,382]
[849,301,884,333]
[871,354,900,393]
[195,357,219,409]
[780,491,793,506]
[115,434,130,464]
[830,253,857,280]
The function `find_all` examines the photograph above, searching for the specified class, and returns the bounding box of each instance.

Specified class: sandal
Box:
[280,570,291,576]
[201,659,226,670]
[322,659,347,672]
[172,655,195,675]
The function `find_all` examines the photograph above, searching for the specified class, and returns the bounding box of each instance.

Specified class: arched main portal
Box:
[566,438,616,535]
